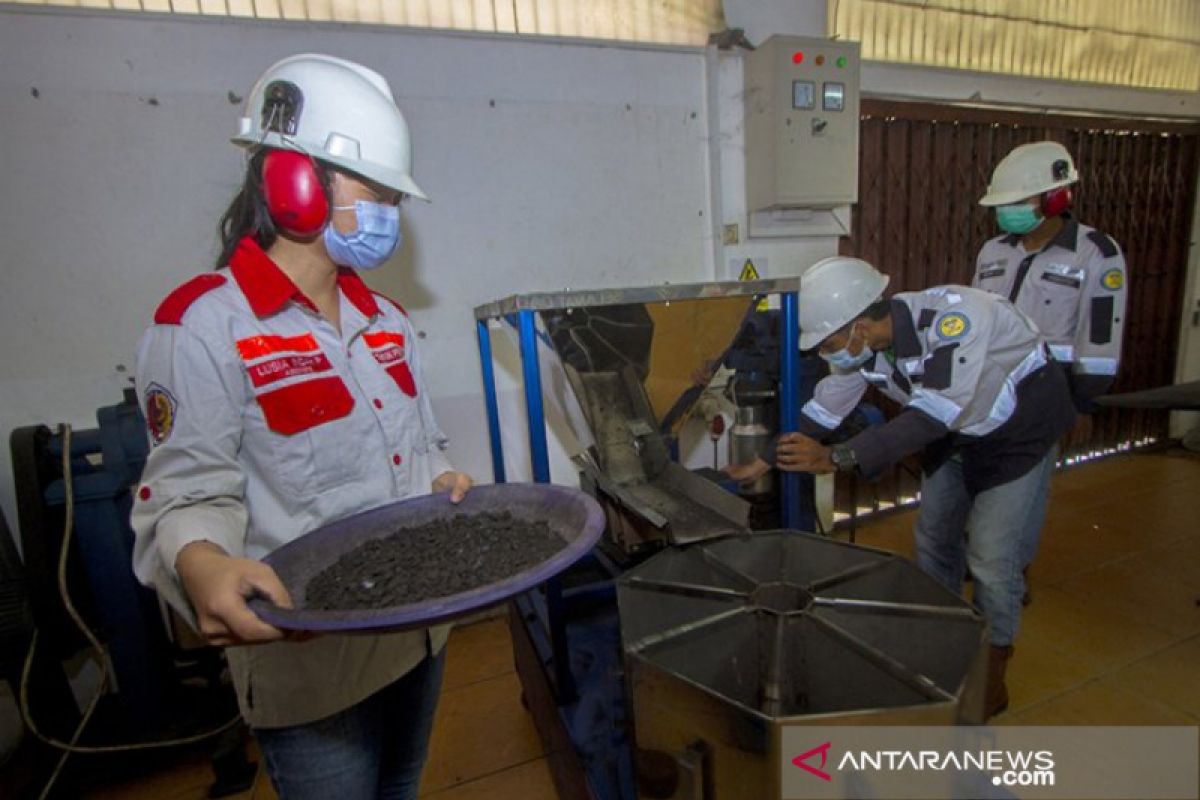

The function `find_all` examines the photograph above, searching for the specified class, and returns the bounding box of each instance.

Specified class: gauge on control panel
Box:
[822,81,845,111]
[792,80,815,110]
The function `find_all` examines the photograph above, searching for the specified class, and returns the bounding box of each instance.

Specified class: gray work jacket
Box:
[973,219,1127,411]
[130,238,454,728]
[801,287,1075,493]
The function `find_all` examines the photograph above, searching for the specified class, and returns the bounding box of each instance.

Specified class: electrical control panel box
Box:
[744,35,861,210]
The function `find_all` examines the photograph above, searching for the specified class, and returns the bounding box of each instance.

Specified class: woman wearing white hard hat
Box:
[129,54,472,799]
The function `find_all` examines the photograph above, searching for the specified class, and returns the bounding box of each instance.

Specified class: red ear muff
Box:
[262,150,328,237]
[1042,187,1073,218]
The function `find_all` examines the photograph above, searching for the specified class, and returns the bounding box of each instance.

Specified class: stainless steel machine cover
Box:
[618,531,989,799]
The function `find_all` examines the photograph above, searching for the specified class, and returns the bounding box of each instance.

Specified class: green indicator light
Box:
[836,56,847,68]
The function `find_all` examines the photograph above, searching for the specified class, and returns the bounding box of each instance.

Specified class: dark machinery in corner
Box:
[4,390,254,798]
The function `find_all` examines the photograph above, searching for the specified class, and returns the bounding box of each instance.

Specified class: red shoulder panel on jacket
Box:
[154,274,228,325]
[371,291,408,317]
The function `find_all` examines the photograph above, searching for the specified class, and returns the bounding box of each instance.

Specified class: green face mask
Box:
[995,203,1043,235]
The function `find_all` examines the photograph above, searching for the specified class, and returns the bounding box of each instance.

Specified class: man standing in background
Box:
[973,141,1128,603]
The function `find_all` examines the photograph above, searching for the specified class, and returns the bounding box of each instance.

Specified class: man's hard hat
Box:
[233,54,427,200]
[799,257,890,351]
[979,141,1077,207]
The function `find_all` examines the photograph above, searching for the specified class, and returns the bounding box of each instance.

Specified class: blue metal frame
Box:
[780,291,801,529]
[518,310,552,484]
[475,319,506,484]
[516,309,576,702]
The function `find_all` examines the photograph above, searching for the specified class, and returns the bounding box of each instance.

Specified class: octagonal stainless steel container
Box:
[618,531,989,800]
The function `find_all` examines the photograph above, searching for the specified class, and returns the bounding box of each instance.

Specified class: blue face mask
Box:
[323,200,402,270]
[820,324,874,370]
[995,203,1043,235]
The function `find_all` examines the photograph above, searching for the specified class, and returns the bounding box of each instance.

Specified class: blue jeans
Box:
[914,451,1055,646]
[254,650,446,800]
[1017,444,1057,568]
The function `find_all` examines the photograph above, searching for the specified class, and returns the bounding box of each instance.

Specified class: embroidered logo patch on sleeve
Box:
[1101,268,1124,291]
[936,312,970,340]
[145,383,178,446]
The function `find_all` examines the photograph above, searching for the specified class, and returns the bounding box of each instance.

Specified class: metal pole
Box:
[516,309,575,701]
[476,319,507,484]
[780,292,800,529]
[518,310,551,484]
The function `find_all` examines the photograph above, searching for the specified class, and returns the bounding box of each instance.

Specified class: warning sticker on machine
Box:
[734,259,770,310]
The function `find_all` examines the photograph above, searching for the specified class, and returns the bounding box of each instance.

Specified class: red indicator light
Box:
[792,51,804,64]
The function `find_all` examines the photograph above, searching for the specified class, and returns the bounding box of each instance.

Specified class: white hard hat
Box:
[799,257,890,350]
[233,54,427,200]
[979,141,1077,207]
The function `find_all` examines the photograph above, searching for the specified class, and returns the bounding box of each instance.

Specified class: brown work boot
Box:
[985,645,1014,719]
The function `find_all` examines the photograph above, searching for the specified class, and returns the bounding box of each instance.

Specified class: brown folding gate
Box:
[835,99,1200,524]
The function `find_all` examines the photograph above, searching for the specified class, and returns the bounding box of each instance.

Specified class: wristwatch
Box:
[829,444,858,473]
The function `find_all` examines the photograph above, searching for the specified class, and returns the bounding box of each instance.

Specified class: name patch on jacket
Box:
[1039,272,1082,289]
[238,334,334,387]
[364,331,418,397]
[236,332,354,435]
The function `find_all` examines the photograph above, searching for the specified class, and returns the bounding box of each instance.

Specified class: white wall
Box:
[0,7,717,532]
[861,61,1200,119]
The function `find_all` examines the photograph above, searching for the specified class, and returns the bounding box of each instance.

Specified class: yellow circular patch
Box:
[936,312,970,340]
[1101,268,1124,291]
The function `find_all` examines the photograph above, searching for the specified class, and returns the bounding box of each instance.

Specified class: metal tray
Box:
[249,482,605,633]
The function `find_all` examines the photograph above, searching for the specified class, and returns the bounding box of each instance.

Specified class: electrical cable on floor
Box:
[18,423,241,799]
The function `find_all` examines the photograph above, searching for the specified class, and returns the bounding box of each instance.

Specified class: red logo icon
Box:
[792,741,833,781]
